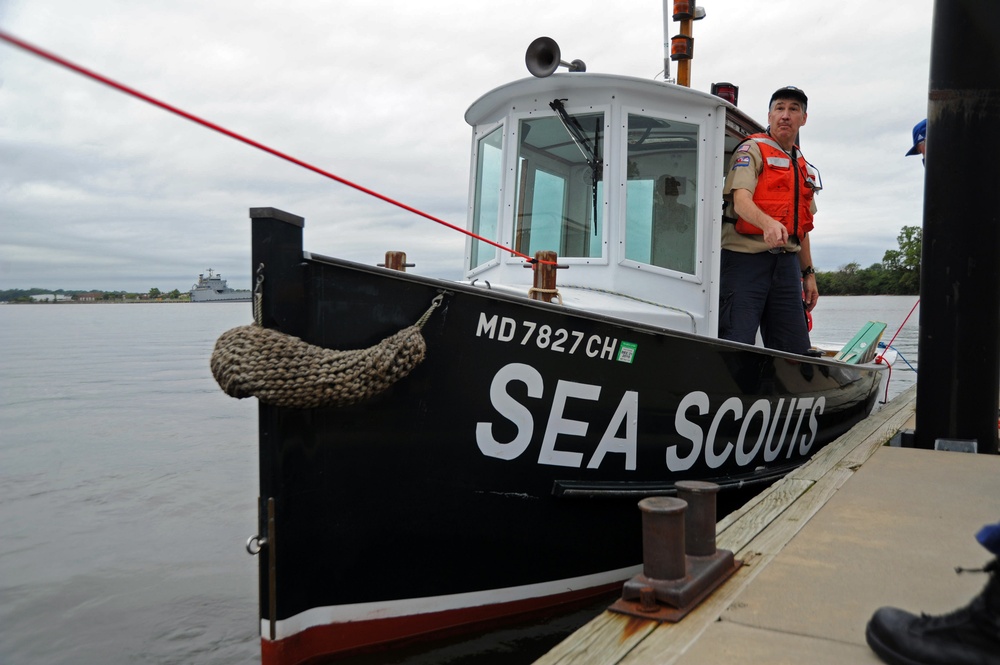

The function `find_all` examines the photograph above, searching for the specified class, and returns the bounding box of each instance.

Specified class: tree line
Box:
[0,287,186,303]
[815,226,921,295]
[1,226,922,301]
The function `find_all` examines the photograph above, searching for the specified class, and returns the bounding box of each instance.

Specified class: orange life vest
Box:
[735,133,817,239]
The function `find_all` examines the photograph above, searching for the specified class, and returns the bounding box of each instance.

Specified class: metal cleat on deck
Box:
[609,480,741,622]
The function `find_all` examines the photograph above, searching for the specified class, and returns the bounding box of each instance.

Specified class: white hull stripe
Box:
[263,564,642,640]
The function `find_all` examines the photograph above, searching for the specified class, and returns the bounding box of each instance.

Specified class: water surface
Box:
[0,296,920,664]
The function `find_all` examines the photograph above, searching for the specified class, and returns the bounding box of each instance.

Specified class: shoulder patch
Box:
[736,143,751,153]
[733,155,751,168]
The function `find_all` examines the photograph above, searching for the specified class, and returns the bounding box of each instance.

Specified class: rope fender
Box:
[211,296,442,409]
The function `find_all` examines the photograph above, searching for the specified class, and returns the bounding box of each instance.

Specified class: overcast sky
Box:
[1,0,934,292]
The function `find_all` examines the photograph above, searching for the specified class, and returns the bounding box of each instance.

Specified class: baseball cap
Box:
[769,86,808,109]
[906,118,927,156]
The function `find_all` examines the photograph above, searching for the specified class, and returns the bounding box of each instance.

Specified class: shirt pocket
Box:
[765,157,792,192]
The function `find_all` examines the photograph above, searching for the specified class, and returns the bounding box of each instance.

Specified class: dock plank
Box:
[534,610,657,665]
[715,478,811,551]
[535,385,917,665]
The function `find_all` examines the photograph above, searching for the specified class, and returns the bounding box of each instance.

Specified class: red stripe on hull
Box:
[261,581,623,665]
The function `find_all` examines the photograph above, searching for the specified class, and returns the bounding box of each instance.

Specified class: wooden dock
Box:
[536,385,1000,664]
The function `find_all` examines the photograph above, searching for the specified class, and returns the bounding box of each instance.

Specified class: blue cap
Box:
[906,118,927,156]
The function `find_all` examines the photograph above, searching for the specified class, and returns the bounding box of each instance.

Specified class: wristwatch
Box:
[801,266,815,278]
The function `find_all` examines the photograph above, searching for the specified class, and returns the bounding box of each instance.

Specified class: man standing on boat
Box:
[719,86,821,354]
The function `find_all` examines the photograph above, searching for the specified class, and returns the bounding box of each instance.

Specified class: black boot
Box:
[865,559,1000,665]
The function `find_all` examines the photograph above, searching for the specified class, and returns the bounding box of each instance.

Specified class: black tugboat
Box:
[216,26,889,665]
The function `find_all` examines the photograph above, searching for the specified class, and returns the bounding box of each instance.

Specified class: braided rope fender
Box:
[210,323,427,409]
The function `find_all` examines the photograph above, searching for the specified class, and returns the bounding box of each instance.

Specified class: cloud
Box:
[0,0,934,290]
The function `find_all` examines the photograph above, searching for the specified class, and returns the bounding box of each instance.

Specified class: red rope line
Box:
[875,297,919,364]
[875,297,918,403]
[879,361,894,404]
[0,29,546,264]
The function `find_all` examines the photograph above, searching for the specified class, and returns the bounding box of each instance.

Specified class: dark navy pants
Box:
[719,249,811,354]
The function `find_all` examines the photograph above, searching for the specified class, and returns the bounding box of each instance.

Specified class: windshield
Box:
[512,110,605,259]
[623,113,700,274]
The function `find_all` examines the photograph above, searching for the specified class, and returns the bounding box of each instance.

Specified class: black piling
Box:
[914,0,1000,454]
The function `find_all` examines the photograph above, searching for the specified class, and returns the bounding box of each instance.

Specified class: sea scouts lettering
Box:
[475,363,638,469]
[475,363,826,471]
[667,391,824,472]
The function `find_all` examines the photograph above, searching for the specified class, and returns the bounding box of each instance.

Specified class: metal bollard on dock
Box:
[610,480,741,622]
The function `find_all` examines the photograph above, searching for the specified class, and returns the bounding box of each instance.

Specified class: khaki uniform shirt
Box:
[722,140,818,253]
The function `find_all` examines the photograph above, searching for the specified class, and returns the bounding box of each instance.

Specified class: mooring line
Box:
[876,298,919,365]
[875,297,920,403]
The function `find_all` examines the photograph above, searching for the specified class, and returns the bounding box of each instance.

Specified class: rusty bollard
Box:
[638,497,688,582]
[523,250,566,303]
[378,251,415,272]
[610,481,741,622]
[676,480,719,557]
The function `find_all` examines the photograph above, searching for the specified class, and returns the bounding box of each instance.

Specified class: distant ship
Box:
[189,269,251,302]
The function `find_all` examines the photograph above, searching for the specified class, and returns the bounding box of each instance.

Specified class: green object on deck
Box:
[835,321,888,364]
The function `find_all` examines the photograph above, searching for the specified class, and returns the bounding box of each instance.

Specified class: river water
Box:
[0,296,920,664]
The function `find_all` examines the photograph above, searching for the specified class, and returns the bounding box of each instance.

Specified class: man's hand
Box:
[802,275,819,312]
[733,189,788,248]
[762,218,789,248]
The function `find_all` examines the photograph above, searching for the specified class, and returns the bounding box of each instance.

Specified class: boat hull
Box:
[246,210,884,663]
[190,290,251,302]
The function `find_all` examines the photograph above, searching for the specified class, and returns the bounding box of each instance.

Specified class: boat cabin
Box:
[463,72,762,337]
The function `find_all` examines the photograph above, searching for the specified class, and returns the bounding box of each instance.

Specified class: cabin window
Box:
[624,114,699,274]
[469,126,504,270]
[513,112,605,259]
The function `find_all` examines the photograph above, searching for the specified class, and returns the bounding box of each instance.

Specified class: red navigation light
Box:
[672,0,693,20]
[670,35,694,61]
[711,82,739,105]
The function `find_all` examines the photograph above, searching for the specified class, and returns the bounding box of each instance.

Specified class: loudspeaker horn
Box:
[525,37,586,78]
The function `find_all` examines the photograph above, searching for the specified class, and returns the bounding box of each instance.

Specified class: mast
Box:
[665,1,705,87]
[661,1,673,83]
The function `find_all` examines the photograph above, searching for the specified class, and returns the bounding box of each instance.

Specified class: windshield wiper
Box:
[549,99,602,235]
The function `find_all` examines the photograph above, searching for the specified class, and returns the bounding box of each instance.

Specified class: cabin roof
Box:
[464,73,736,127]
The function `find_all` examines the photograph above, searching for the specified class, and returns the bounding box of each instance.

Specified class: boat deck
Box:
[536,385,1000,664]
